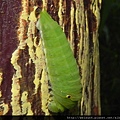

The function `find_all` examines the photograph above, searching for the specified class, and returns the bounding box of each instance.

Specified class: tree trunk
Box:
[0,0,101,115]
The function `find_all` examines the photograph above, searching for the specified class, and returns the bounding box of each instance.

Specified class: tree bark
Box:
[0,0,101,115]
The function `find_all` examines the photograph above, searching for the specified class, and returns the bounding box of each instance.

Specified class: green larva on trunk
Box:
[36,10,82,113]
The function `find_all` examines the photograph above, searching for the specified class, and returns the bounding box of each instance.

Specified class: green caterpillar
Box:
[36,10,82,113]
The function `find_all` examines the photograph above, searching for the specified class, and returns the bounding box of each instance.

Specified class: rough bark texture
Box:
[0,0,101,115]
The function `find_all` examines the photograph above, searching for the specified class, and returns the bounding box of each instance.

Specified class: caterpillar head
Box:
[48,101,65,113]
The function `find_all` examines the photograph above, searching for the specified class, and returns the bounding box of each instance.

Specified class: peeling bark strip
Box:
[77,0,102,115]
[11,0,45,115]
[11,0,33,115]
[0,0,21,115]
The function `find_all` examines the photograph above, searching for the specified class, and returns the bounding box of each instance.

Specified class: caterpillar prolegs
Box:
[36,10,82,113]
